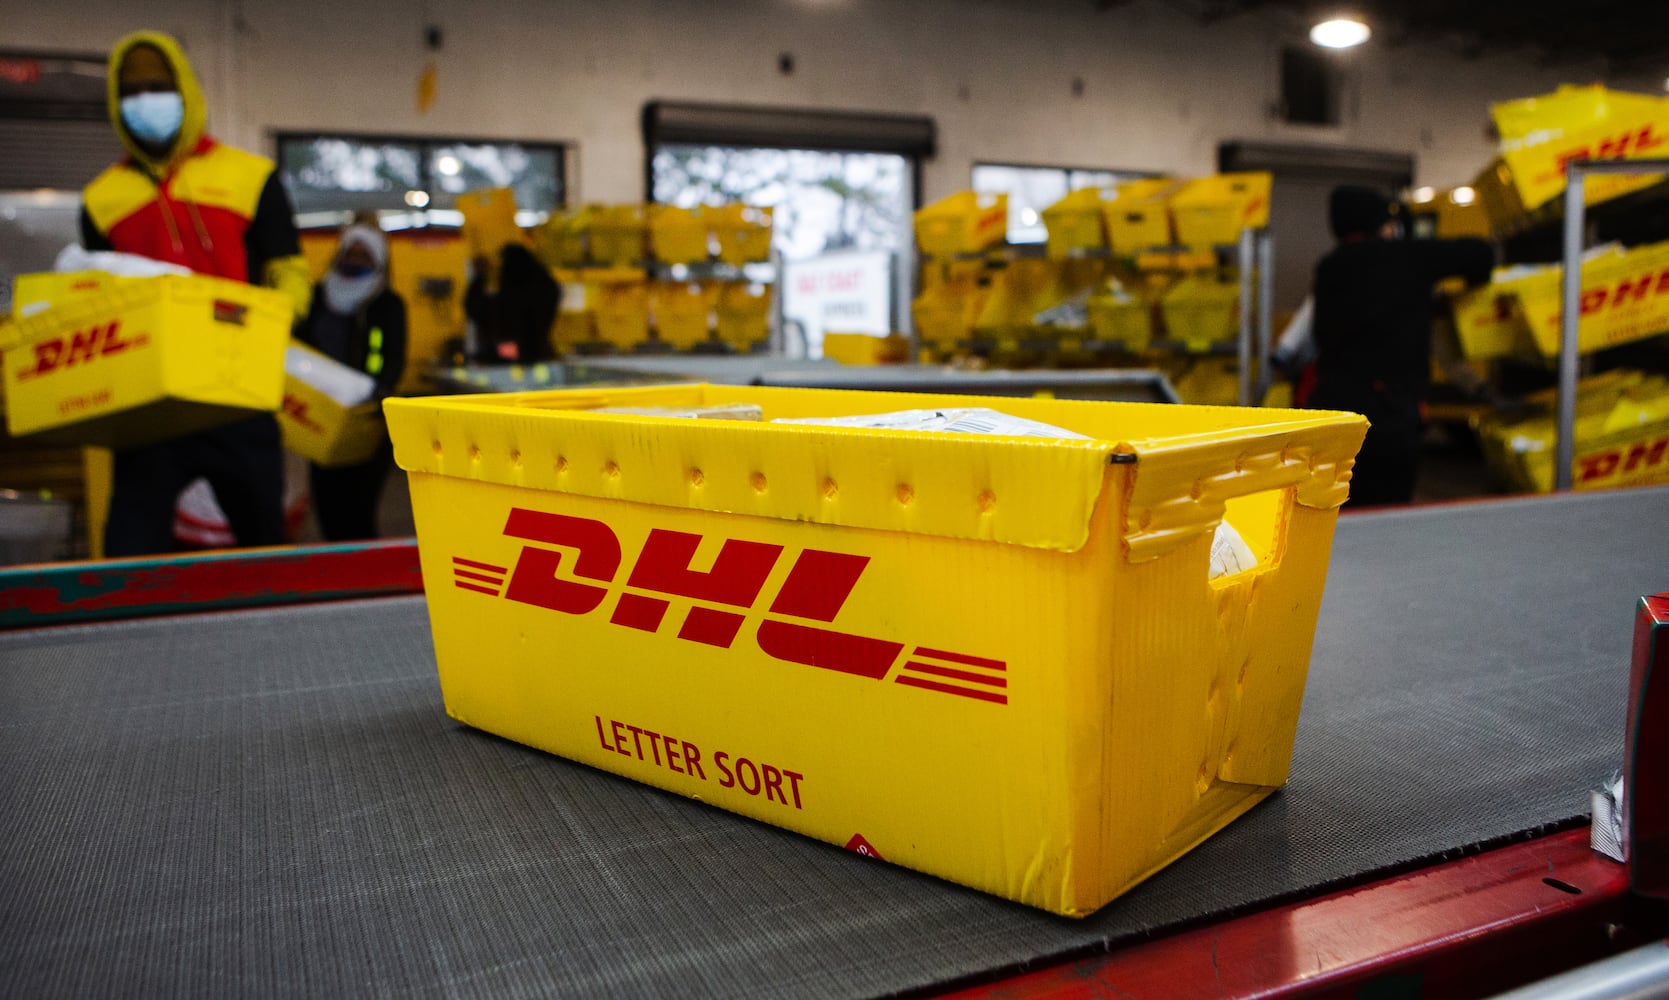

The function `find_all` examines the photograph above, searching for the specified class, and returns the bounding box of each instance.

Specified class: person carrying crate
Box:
[1306,186,1494,506]
[297,224,408,540]
[79,30,312,556]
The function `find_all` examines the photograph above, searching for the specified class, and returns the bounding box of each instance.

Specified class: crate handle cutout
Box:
[1122,424,1358,564]
[1211,485,1292,585]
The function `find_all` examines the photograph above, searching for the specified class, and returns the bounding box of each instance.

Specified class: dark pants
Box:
[1308,381,1422,508]
[104,414,286,557]
[308,443,394,542]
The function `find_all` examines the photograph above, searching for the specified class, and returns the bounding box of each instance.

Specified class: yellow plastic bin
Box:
[1103,178,1181,254]
[2,274,289,447]
[594,279,651,352]
[709,204,774,266]
[1161,273,1241,348]
[535,208,591,269]
[650,281,715,350]
[915,191,1009,258]
[1477,371,1669,492]
[716,282,772,350]
[649,205,711,265]
[1169,173,1271,248]
[384,382,1366,917]
[591,205,649,267]
[911,279,988,355]
[1088,290,1156,352]
[457,187,523,261]
[1041,187,1112,258]
[1484,86,1669,224]
[279,344,386,467]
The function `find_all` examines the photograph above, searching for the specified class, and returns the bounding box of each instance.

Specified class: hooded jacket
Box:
[80,31,311,319]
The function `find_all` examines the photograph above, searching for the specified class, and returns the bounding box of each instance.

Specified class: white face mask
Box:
[323,271,380,314]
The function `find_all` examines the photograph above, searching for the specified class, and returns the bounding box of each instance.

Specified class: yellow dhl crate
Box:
[594,281,650,351]
[1103,178,1182,253]
[715,282,772,349]
[1170,173,1271,248]
[1481,87,1669,226]
[11,270,135,318]
[279,344,385,467]
[708,203,774,266]
[591,205,649,267]
[383,382,1367,916]
[1161,273,1241,348]
[1456,240,1669,359]
[648,205,711,265]
[1478,372,1669,492]
[650,281,715,350]
[821,332,909,365]
[915,191,1009,258]
[1087,292,1156,352]
[2,274,288,447]
[457,187,524,261]
[911,279,988,352]
[534,208,591,269]
[1041,187,1112,258]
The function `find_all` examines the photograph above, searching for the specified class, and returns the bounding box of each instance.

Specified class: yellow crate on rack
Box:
[1169,173,1271,248]
[915,191,1009,258]
[649,205,711,265]
[1480,86,1669,228]
[2,274,288,447]
[1103,179,1181,253]
[1477,371,1669,492]
[1041,187,1112,259]
[1451,282,1528,360]
[716,281,772,350]
[457,187,524,261]
[595,280,651,352]
[534,208,592,269]
[650,281,716,350]
[383,382,1366,916]
[1087,291,1156,352]
[1161,273,1241,348]
[279,344,385,468]
[1455,240,1669,359]
[709,204,774,266]
[591,205,649,267]
[911,278,988,354]
[821,332,909,365]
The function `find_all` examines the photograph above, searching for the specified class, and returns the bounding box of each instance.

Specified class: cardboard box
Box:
[2,274,288,447]
[385,383,1367,916]
[279,344,384,467]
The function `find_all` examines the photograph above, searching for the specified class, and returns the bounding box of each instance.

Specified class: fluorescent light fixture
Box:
[1411,186,1436,204]
[1450,186,1476,206]
[436,154,462,176]
[1310,17,1371,49]
[404,190,431,208]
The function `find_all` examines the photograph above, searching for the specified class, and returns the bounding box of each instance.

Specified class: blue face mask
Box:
[120,92,184,148]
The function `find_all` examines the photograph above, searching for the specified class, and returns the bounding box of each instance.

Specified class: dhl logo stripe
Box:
[453,555,507,597]
[895,648,1009,704]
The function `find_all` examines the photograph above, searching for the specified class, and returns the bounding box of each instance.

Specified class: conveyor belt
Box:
[2,488,1664,998]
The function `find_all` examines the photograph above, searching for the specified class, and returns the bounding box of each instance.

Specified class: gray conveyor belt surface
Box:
[3,488,1666,998]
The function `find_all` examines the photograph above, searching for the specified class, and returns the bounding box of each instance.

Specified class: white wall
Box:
[7,0,1623,202]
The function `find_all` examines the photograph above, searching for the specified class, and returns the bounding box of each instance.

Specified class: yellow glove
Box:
[264,254,314,323]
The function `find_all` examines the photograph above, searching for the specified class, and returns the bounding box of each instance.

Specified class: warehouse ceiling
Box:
[1162,0,1669,73]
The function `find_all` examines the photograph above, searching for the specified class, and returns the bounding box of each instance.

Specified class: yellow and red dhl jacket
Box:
[80,31,310,319]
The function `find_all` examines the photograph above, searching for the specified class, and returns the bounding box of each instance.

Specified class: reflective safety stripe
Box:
[367,326,384,375]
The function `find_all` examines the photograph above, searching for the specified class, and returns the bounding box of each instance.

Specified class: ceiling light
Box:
[405,190,431,208]
[1310,17,1371,49]
[436,154,461,176]
[1450,186,1476,206]
[1411,186,1436,204]
[1020,208,1039,226]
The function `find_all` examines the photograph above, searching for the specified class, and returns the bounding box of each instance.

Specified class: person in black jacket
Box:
[1307,186,1495,506]
[464,242,560,363]
[298,224,408,540]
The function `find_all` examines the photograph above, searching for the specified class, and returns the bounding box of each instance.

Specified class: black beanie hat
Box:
[1330,185,1391,240]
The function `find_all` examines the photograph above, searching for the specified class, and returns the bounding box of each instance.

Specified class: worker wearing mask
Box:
[1306,186,1494,506]
[81,30,311,556]
[298,225,407,541]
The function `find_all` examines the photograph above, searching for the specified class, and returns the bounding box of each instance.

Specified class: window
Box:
[1280,47,1340,126]
[972,163,1154,244]
[276,133,566,226]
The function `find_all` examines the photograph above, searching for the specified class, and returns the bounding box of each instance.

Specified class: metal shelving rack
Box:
[1555,158,1669,490]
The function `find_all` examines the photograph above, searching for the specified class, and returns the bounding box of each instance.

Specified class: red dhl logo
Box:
[1543,267,1669,327]
[455,508,1010,705]
[281,393,325,434]
[1554,124,1666,177]
[15,321,148,382]
[1577,435,1669,485]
